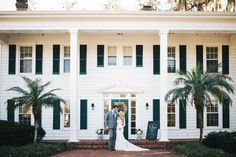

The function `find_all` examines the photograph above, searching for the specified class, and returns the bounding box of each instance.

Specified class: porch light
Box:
[145,103,149,110]
[91,103,95,110]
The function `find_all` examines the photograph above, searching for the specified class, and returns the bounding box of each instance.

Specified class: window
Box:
[206,47,218,73]
[131,101,136,134]
[207,101,218,126]
[104,100,109,135]
[108,46,117,66]
[20,46,32,73]
[123,46,132,65]
[19,105,31,125]
[64,101,70,128]
[64,46,70,73]
[168,47,176,73]
[167,103,175,127]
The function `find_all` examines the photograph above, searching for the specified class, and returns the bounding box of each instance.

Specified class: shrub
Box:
[0,120,45,146]
[0,143,66,157]
[202,131,236,154]
[172,143,232,157]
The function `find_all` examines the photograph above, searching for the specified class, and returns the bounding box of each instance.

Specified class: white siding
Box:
[0,33,235,140]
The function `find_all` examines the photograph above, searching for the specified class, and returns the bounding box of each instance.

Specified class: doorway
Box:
[111,99,129,139]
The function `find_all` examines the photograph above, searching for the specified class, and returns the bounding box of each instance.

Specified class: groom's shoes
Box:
[109,148,115,151]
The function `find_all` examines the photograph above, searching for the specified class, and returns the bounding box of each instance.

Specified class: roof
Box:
[0,11,235,33]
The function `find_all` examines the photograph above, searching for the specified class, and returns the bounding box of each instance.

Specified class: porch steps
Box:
[43,139,197,150]
[65,139,196,150]
[68,140,165,150]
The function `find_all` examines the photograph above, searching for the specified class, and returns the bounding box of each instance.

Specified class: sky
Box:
[0,0,140,11]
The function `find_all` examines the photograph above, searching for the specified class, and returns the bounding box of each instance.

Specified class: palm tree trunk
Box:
[34,117,39,143]
[198,110,204,141]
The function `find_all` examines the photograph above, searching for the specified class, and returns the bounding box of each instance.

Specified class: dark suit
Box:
[105,110,117,150]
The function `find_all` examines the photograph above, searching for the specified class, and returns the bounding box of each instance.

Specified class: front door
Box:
[111,99,129,139]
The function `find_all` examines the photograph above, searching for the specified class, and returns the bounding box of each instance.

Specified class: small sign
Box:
[146,121,159,140]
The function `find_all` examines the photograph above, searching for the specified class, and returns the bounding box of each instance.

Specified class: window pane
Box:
[124,56,132,65]
[64,46,70,57]
[64,59,70,73]
[124,47,132,56]
[20,46,32,73]
[167,103,175,127]
[207,102,218,126]
[104,100,109,134]
[108,46,116,56]
[64,101,70,128]
[168,47,176,73]
[19,105,31,125]
[108,56,116,65]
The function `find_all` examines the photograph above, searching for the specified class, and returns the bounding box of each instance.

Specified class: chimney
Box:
[15,0,30,11]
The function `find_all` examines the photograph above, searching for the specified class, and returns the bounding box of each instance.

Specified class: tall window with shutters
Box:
[168,47,176,73]
[103,100,109,135]
[207,100,219,126]
[64,101,70,128]
[130,100,136,134]
[20,46,32,73]
[206,47,218,73]
[167,103,175,127]
[64,46,70,73]
[19,105,31,125]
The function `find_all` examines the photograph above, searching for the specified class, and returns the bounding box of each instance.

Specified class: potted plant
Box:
[96,128,104,140]
[135,128,143,140]
[15,0,28,11]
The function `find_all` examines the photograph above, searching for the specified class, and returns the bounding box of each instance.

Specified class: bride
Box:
[115,111,149,151]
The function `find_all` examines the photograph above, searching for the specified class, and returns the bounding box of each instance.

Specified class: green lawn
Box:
[0,143,66,157]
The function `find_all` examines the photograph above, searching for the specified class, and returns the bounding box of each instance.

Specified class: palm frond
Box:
[6,87,29,95]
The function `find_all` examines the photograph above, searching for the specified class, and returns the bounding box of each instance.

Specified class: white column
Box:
[69,29,79,142]
[159,29,169,141]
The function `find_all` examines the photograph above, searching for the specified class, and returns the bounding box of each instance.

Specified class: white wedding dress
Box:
[115,117,149,151]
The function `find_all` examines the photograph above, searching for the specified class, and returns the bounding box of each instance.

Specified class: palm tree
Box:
[7,76,65,143]
[165,65,234,140]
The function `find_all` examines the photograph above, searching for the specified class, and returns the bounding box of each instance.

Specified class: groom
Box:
[105,105,118,151]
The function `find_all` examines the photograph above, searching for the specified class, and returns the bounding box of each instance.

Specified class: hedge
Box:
[0,120,45,146]
[172,143,232,157]
[0,143,66,157]
[202,131,236,154]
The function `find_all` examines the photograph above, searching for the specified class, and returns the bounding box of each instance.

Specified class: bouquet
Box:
[96,128,103,135]
[135,129,143,135]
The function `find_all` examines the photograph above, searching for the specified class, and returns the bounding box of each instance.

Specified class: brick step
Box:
[43,139,197,150]
[67,140,167,150]
[69,144,164,150]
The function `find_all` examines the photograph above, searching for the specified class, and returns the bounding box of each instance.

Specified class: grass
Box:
[0,143,66,157]
[171,142,234,157]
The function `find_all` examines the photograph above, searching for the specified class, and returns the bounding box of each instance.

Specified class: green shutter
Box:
[136,45,143,67]
[80,100,87,129]
[7,99,15,122]
[97,45,104,67]
[53,100,60,129]
[153,99,160,122]
[223,99,230,128]
[8,45,16,74]
[196,45,203,73]
[222,45,229,74]
[53,45,60,74]
[36,45,43,74]
[179,99,186,129]
[179,45,187,73]
[80,45,87,74]
[153,45,160,74]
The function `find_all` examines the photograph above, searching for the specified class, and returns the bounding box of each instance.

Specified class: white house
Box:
[0,11,236,142]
